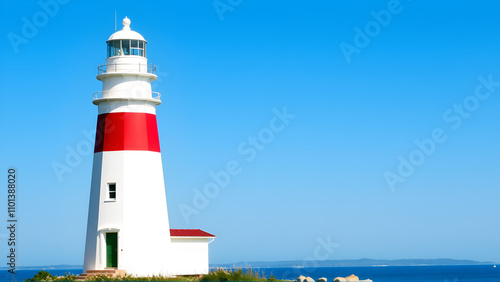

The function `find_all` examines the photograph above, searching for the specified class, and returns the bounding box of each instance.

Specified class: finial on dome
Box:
[122,17,131,30]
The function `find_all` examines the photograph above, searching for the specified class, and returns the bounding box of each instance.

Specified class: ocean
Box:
[264,265,500,281]
[1,265,499,282]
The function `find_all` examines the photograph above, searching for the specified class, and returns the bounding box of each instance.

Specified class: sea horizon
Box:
[4,258,497,271]
[2,265,500,282]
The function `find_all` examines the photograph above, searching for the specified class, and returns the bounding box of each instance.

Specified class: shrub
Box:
[55,273,76,281]
[25,270,56,282]
[83,274,114,281]
[84,274,197,281]
[25,268,285,282]
[200,267,276,282]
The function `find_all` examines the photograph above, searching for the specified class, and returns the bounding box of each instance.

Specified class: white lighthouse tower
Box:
[83,17,215,278]
[83,17,171,276]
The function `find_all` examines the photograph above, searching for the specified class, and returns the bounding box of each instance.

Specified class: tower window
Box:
[106,40,147,58]
[113,41,121,56]
[108,183,116,200]
[122,40,130,55]
[139,41,144,57]
[107,42,112,58]
[131,40,139,55]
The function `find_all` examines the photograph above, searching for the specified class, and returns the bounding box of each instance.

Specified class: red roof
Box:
[170,229,215,237]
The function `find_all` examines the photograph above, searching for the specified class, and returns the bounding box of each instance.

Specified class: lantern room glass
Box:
[107,40,146,58]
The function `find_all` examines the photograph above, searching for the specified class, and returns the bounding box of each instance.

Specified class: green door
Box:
[106,232,118,268]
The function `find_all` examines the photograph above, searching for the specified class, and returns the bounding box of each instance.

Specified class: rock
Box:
[316,278,327,282]
[333,278,347,282]
[345,274,359,281]
[305,277,315,282]
[297,275,306,282]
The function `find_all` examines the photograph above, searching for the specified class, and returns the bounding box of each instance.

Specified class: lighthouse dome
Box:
[105,17,147,58]
[107,17,146,42]
[108,29,146,42]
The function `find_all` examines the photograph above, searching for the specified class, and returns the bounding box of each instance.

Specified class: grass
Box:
[82,274,199,281]
[23,270,76,281]
[200,267,280,281]
[24,268,289,282]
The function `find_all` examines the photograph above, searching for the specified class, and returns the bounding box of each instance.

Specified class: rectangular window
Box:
[131,40,138,48]
[108,183,116,200]
[113,41,120,56]
[122,40,130,55]
[107,42,113,58]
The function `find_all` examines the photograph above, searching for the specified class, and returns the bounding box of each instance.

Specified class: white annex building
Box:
[82,17,215,277]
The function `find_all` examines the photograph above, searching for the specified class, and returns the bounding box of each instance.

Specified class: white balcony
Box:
[97,63,156,75]
[92,90,161,105]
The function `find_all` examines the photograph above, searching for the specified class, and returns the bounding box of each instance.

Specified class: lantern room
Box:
[106,16,147,58]
[107,39,146,57]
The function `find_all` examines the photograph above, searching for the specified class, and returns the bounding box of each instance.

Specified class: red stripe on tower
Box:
[94,112,161,153]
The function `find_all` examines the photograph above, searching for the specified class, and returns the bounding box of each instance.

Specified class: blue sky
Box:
[1,0,499,266]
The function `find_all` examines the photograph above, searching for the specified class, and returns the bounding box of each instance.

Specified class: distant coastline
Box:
[213,258,496,268]
[2,259,496,270]
[0,265,83,270]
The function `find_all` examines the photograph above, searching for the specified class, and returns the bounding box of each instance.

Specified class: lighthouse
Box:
[83,17,215,277]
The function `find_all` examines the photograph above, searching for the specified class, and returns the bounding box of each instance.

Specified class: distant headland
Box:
[215,258,496,268]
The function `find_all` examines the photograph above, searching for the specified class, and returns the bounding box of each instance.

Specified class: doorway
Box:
[105,232,118,268]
